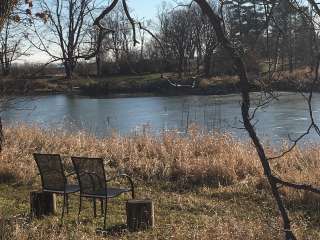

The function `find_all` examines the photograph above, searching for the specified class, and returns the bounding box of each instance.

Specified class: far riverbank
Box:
[0,67,315,96]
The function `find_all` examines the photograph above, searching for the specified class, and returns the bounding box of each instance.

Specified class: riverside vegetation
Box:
[0,125,320,239]
[0,67,314,96]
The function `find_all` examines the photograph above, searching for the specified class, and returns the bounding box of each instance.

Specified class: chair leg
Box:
[66,194,69,214]
[61,194,66,225]
[100,198,104,215]
[93,198,97,218]
[78,196,82,223]
[103,198,107,230]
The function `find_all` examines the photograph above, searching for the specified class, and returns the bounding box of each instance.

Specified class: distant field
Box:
[0,125,320,239]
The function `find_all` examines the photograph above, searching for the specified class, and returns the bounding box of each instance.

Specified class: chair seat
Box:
[81,187,131,198]
[43,184,80,194]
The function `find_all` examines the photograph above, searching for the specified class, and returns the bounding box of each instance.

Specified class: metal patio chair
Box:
[71,156,135,231]
[33,153,80,223]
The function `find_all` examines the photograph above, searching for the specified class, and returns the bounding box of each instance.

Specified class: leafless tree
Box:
[0,0,17,151]
[0,1,15,29]
[0,15,31,76]
[28,0,99,81]
[158,8,194,78]
[100,5,131,73]
[0,0,36,151]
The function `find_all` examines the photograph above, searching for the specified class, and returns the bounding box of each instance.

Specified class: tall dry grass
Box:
[0,125,262,186]
[1,124,320,190]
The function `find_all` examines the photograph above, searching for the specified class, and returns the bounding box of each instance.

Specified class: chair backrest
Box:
[33,153,66,191]
[71,157,107,196]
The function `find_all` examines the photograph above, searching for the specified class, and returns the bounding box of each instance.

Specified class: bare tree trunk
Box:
[64,62,73,81]
[0,117,4,152]
[204,51,212,77]
[178,57,183,78]
[288,9,293,73]
[96,53,102,77]
[193,0,296,239]
[0,0,13,152]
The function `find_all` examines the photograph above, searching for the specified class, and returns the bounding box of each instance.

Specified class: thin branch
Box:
[121,0,139,46]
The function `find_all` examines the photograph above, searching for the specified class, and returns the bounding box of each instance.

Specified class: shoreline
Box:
[0,67,316,97]
[1,82,314,98]
[3,86,316,99]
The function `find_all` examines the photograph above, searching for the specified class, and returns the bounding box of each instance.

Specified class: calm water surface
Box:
[2,92,320,144]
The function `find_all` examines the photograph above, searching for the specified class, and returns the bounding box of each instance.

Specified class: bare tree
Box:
[0,0,36,152]
[0,0,11,151]
[0,15,30,76]
[158,8,194,78]
[100,5,132,74]
[28,0,98,81]
[0,0,22,151]
[0,1,15,29]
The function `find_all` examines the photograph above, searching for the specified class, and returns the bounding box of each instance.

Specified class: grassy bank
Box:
[1,126,320,239]
[1,67,315,96]
[0,74,166,95]
[79,74,167,95]
[78,67,316,96]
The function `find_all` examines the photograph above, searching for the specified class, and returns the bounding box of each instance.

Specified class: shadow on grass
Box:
[0,171,17,184]
[96,224,128,237]
[144,177,234,195]
[284,192,320,229]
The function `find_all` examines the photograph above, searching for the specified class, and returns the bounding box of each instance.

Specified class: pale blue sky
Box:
[24,0,174,63]
[128,0,165,20]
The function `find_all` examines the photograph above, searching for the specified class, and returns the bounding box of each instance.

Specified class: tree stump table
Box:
[126,199,154,232]
[30,191,57,218]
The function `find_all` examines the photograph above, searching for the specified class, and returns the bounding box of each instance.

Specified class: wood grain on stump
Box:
[126,199,154,232]
[30,191,57,218]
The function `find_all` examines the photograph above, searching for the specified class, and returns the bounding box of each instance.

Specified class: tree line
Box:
[0,0,315,80]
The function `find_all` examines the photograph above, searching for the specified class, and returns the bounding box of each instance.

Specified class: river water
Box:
[2,92,319,143]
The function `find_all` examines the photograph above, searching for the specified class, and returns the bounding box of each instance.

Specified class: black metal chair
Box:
[33,153,80,223]
[71,156,134,231]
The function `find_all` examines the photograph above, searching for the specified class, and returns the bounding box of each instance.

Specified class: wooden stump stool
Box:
[126,199,154,232]
[30,191,57,218]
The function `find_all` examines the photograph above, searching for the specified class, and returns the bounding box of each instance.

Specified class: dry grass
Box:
[1,125,320,239]
[273,67,312,81]
[198,75,239,90]
[2,125,320,196]
[0,125,262,186]
[198,67,316,92]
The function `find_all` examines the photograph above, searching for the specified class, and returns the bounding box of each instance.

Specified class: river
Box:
[1,92,319,144]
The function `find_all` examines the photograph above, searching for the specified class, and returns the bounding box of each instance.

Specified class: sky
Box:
[128,0,165,20]
[23,0,171,64]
